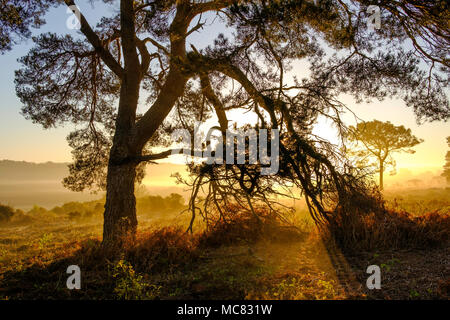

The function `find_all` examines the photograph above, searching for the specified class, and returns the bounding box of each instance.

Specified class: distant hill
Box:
[0,160,188,210]
[0,160,96,209]
[0,160,70,181]
[0,160,187,183]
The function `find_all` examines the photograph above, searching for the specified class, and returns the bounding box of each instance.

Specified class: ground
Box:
[0,203,448,300]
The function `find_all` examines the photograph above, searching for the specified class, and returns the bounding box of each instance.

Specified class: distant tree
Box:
[68,211,82,220]
[0,204,15,222]
[442,137,450,184]
[166,193,185,211]
[137,193,184,214]
[407,179,421,187]
[346,120,423,190]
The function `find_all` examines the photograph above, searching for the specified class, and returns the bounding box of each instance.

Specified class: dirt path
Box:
[247,237,449,299]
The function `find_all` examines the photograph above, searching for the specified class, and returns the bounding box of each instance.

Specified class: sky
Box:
[0,1,448,175]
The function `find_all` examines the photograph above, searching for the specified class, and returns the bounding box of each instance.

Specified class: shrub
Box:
[68,211,82,221]
[28,205,48,216]
[197,204,304,248]
[37,233,53,250]
[83,210,94,219]
[110,259,161,300]
[0,204,15,222]
[123,227,199,274]
[325,192,450,251]
[137,193,185,215]
[9,209,34,225]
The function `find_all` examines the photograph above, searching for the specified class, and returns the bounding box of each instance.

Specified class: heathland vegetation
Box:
[0,185,448,299]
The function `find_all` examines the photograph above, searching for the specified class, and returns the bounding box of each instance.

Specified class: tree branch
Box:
[64,0,124,77]
[199,73,228,131]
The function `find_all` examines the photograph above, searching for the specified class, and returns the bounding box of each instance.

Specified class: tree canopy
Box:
[346,120,423,190]
[0,0,60,53]
[5,0,450,244]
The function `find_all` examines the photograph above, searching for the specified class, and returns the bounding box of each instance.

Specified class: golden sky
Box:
[0,63,447,175]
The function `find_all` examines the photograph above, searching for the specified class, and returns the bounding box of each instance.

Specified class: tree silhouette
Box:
[5,1,449,246]
[346,120,423,190]
[442,137,450,184]
[0,0,58,53]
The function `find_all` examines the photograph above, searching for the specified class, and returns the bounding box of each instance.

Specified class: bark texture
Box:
[103,160,137,246]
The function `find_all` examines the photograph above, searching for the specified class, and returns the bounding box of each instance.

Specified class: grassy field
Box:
[0,188,449,300]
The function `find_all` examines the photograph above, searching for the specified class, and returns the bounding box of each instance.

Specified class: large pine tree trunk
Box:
[102,72,140,247]
[100,0,189,248]
[102,158,138,247]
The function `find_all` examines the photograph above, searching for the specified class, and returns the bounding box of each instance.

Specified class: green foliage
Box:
[49,199,105,221]
[137,193,185,214]
[380,258,400,272]
[37,233,53,250]
[51,200,104,217]
[0,194,185,226]
[28,205,48,216]
[110,259,161,300]
[409,289,420,299]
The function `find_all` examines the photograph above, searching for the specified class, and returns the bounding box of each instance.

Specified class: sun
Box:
[312,116,342,146]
